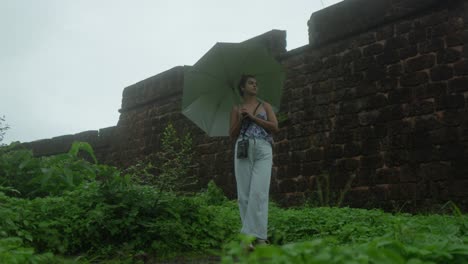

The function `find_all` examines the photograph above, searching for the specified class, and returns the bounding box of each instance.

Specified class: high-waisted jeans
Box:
[234,138,273,240]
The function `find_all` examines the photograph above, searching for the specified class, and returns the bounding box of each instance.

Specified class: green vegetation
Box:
[0,127,467,263]
[123,122,196,192]
[0,115,9,145]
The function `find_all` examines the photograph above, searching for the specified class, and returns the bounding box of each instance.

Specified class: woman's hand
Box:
[239,107,254,120]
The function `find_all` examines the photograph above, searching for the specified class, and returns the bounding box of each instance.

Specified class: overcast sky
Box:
[0,0,342,144]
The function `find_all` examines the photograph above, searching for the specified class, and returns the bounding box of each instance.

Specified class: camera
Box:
[237,139,249,159]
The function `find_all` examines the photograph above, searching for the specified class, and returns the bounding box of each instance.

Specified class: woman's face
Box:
[243,77,257,96]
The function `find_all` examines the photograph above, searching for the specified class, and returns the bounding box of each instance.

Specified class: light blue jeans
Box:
[234,138,273,240]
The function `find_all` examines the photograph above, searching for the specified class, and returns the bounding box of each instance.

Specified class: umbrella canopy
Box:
[182,42,285,137]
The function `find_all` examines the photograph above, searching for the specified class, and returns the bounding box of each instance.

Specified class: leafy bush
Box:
[223,207,468,263]
[124,123,197,192]
[0,174,239,259]
[1,142,467,263]
[0,142,102,197]
[0,237,56,264]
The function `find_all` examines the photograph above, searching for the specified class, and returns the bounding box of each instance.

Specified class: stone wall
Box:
[283,0,468,210]
[25,0,468,211]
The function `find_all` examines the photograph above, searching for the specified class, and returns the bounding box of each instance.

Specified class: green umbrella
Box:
[182,42,285,137]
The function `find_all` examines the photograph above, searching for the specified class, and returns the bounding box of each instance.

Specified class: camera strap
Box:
[241,101,262,140]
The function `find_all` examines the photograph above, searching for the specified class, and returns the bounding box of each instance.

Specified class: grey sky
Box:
[0,0,342,144]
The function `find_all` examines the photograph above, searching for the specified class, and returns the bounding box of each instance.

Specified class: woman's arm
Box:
[247,102,279,133]
[229,105,243,140]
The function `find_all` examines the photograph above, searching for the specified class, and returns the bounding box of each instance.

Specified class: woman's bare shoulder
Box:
[262,101,273,110]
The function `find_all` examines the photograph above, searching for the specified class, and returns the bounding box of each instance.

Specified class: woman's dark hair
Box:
[237,74,256,97]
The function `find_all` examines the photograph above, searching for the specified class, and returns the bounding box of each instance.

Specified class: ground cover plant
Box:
[0,140,467,263]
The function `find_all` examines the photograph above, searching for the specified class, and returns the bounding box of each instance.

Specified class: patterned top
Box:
[239,111,273,145]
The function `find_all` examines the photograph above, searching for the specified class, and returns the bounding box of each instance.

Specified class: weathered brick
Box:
[400,72,429,87]
[439,143,465,161]
[376,168,400,184]
[409,146,437,163]
[376,49,400,65]
[439,110,464,127]
[288,124,308,138]
[364,43,384,56]
[436,94,466,110]
[418,10,448,27]
[361,139,381,155]
[278,178,300,192]
[335,114,359,129]
[429,22,450,38]
[365,67,386,82]
[307,105,330,120]
[357,126,379,140]
[343,73,364,87]
[387,120,412,136]
[452,160,468,181]
[405,54,435,72]
[365,94,388,110]
[354,56,377,71]
[410,132,432,148]
[323,55,340,68]
[425,83,447,98]
[399,45,418,60]
[377,104,405,123]
[429,127,460,144]
[396,21,413,34]
[325,145,344,159]
[428,181,450,200]
[292,150,308,162]
[449,180,468,197]
[310,132,330,147]
[274,153,290,166]
[307,119,331,132]
[446,33,464,47]
[356,83,378,97]
[336,158,359,173]
[454,60,468,75]
[408,28,427,44]
[356,32,376,46]
[437,48,462,64]
[463,46,468,59]
[406,100,434,116]
[337,99,365,114]
[430,65,454,81]
[388,63,403,77]
[421,162,450,181]
[400,164,421,182]
[302,161,322,176]
[377,78,398,92]
[360,154,383,168]
[388,87,412,103]
[382,150,409,167]
[276,140,289,153]
[342,49,362,64]
[376,25,394,40]
[331,129,355,144]
[355,168,375,186]
[448,77,468,93]
[418,38,444,53]
[289,137,311,151]
[413,115,441,133]
[305,148,324,161]
[383,134,411,149]
[286,163,301,178]
[344,142,361,157]
[385,36,409,50]
[329,65,347,78]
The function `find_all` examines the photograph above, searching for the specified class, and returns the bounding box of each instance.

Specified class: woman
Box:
[229,74,279,247]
